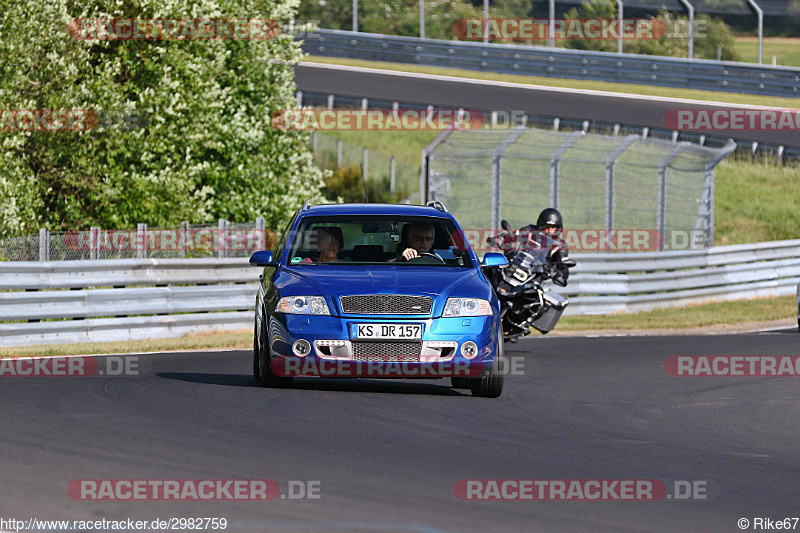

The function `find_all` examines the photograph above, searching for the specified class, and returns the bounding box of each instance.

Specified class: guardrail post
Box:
[296,91,303,107]
[361,98,368,111]
[137,223,147,259]
[38,228,49,262]
[327,94,334,109]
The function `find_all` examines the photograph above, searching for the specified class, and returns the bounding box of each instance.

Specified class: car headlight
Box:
[277,296,330,315]
[443,298,492,317]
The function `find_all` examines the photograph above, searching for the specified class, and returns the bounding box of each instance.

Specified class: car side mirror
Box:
[249,250,276,266]
[482,252,508,268]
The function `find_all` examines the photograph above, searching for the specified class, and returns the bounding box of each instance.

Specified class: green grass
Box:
[559,295,797,330]
[317,129,438,166]
[734,37,800,67]
[0,330,251,358]
[306,55,800,109]
[715,157,800,244]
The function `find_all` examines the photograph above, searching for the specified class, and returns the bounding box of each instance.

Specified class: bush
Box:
[0,0,326,238]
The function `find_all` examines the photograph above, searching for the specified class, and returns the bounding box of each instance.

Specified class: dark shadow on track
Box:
[157,373,468,396]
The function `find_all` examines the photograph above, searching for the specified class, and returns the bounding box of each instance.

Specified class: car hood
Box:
[282,265,478,315]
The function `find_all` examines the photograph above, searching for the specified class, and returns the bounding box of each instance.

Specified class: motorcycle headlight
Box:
[443,298,493,317]
[277,296,330,315]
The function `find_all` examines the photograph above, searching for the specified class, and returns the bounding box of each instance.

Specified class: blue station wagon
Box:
[250,202,509,397]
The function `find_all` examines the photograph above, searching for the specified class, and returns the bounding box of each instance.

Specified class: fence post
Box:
[181,221,189,258]
[491,127,526,230]
[362,148,368,182]
[137,223,148,259]
[218,219,228,259]
[550,131,583,210]
[605,135,639,232]
[89,226,99,260]
[312,131,318,154]
[38,228,49,262]
[657,145,686,250]
[390,156,396,192]
[256,217,266,250]
[296,91,303,107]
[337,139,343,167]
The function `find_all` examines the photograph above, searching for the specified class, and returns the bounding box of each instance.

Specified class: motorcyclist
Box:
[519,208,573,287]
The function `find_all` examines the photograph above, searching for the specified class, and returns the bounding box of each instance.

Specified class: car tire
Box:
[470,327,505,398]
[257,318,293,388]
[253,321,260,382]
[451,377,471,389]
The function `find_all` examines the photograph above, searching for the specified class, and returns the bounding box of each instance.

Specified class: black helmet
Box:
[536,208,563,230]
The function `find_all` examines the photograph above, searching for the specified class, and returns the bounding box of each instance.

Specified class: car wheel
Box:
[257,319,293,388]
[451,377,471,389]
[470,327,505,398]
[253,319,260,382]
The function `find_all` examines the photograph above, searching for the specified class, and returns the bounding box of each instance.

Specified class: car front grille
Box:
[351,342,421,361]
[340,295,433,315]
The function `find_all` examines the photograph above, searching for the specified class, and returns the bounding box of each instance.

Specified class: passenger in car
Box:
[315,227,344,262]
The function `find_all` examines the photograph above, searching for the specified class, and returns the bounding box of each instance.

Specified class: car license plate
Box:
[350,323,422,340]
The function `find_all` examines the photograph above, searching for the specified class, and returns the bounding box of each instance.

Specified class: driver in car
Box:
[391,223,435,262]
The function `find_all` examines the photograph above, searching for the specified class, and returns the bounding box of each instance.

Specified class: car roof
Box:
[300,203,454,219]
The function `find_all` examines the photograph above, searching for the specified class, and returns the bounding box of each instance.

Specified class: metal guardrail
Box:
[565,239,800,314]
[0,259,260,347]
[1,242,798,346]
[302,29,800,98]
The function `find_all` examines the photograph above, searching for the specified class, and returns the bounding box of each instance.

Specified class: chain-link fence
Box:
[0,219,275,262]
[310,132,421,200]
[424,127,736,250]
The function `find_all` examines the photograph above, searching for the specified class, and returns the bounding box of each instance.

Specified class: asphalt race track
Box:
[295,63,800,149]
[1,331,799,532]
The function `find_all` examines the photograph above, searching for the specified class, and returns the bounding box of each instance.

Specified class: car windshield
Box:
[286,215,474,268]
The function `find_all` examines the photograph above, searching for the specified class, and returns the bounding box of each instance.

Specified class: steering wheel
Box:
[408,252,445,264]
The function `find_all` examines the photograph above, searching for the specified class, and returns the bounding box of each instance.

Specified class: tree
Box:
[322,165,408,203]
[0,0,325,238]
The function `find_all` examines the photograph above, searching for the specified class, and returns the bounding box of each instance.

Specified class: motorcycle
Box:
[484,220,577,343]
